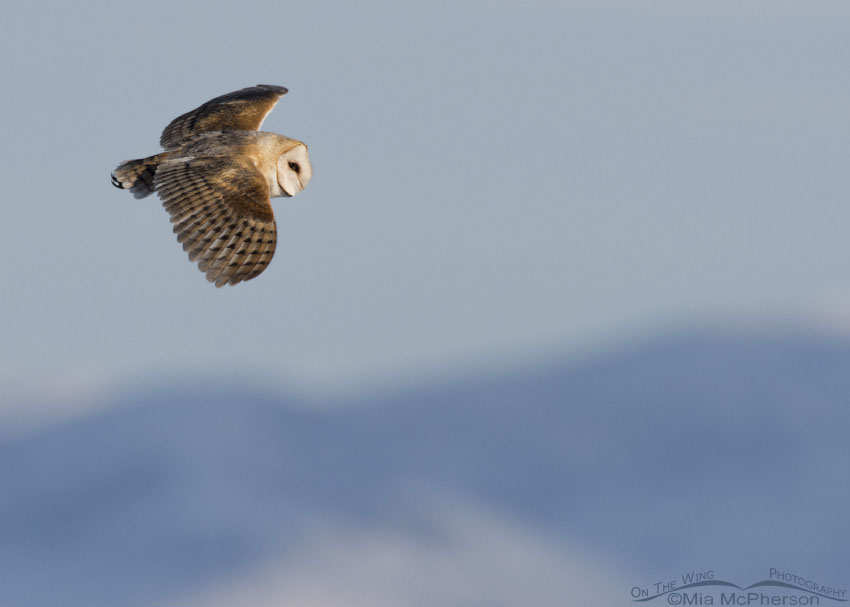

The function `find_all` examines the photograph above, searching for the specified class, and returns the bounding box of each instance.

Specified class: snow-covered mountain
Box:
[1,329,848,606]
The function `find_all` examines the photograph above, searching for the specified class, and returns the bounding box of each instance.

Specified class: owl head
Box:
[277,143,312,197]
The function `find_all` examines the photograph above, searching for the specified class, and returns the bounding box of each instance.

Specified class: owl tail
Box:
[111,152,170,199]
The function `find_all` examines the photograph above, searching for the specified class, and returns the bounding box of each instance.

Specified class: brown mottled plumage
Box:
[112,84,312,287]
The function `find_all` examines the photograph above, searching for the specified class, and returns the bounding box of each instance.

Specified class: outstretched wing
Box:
[154,157,277,287]
[160,84,288,149]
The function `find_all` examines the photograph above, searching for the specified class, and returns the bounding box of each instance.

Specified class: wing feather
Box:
[160,85,288,149]
[154,157,277,286]
[226,219,268,285]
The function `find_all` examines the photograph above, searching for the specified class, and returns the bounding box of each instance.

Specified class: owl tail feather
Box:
[111,153,170,199]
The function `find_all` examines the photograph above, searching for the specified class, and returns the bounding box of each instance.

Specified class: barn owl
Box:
[111,84,312,287]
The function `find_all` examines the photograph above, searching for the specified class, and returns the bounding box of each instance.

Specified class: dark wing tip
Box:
[256,84,288,95]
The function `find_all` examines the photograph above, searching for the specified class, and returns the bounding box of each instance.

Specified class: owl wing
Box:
[154,156,277,287]
[160,84,288,149]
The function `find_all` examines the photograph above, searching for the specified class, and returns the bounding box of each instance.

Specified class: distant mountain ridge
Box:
[1,329,848,606]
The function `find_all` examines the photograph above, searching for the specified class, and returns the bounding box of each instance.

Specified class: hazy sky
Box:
[2,0,850,394]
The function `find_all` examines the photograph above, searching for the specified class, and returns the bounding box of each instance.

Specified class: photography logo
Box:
[631,569,846,605]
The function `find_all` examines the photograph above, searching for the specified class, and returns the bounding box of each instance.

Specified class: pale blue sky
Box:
[2,0,850,393]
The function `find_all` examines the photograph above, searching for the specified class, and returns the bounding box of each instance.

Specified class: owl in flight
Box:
[111,84,312,287]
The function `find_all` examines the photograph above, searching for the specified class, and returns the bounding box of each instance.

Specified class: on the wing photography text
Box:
[631,569,846,605]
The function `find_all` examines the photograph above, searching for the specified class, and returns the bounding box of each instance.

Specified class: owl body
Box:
[111,85,312,287]
[171,130,312,199]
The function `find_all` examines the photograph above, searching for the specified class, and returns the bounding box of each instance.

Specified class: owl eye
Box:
[288,161,301,174]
